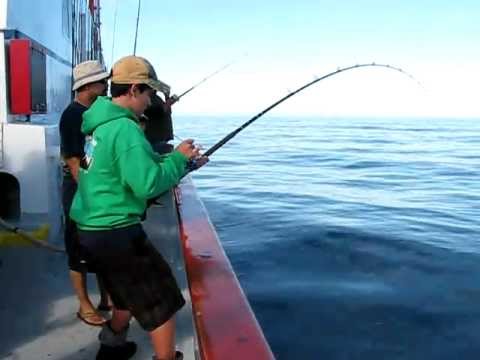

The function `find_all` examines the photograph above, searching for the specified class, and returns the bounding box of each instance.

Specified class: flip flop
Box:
[76,311,107,327]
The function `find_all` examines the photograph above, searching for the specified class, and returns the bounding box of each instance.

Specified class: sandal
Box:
[76,310,107,327]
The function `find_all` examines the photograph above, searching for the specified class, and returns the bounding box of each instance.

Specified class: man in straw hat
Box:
[70,55,205,360]
[59,60,111,327]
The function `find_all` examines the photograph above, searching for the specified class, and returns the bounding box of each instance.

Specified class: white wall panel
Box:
[3,123,49,213]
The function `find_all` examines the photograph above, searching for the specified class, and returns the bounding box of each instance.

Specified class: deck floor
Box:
[0,190,196,360]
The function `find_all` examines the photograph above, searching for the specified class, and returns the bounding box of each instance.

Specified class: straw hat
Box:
[72,60,110,91]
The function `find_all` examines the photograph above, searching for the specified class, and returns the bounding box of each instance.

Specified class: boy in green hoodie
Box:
[70,56,201,360]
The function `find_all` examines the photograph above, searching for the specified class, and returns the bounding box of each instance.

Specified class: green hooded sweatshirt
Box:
[70,96,188,230]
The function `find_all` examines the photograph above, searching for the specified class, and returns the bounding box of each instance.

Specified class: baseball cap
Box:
[111,55,170,96]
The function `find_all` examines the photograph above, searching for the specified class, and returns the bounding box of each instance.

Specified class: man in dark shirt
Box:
[59,60,110,326]
[141,94,178,212]
[142,93,176,154]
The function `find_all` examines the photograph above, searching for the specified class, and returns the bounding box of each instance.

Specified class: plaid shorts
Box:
[78,224,185,331]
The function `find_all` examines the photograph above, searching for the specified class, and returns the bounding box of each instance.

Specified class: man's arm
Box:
[59,105,86,180]
[65,157,81,182]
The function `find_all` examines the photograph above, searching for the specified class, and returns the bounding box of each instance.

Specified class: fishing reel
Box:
[186,159,198,172]
[166,94,179,106]
[186,156,209,172]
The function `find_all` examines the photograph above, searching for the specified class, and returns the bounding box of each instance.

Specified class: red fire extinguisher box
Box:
[9,39,32,115]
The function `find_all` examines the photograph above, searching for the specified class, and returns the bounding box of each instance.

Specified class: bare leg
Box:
[70,270,106,325]
[70,270,95,313]
[150,317,176,360]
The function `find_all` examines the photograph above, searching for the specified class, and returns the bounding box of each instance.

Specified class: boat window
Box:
[30,48,47,114]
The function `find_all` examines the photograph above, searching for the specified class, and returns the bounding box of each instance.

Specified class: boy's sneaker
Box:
[96,341,137,360]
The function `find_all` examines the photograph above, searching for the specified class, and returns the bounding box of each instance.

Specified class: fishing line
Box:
[174,134,204,150]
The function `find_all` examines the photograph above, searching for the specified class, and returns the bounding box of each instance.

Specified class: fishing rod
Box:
[133,0,142,55]
[174,57,244,102]
[201,63,420,158]
[110,0,119,64]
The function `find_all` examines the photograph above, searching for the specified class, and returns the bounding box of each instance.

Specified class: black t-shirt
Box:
[143,94,174,144]
[59,101,88,178]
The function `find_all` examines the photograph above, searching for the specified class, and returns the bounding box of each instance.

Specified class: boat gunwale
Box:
[176,177,275,360]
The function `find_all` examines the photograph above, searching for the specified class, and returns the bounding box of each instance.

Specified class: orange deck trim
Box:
[177,179,275,360]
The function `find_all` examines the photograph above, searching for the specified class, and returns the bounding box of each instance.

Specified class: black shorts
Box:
[77,224,185,331]
[64,217,90,272]
[62,176,89,272]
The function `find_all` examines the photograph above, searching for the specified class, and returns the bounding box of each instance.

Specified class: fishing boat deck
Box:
[1,176,275,360]
[0,188,196,360]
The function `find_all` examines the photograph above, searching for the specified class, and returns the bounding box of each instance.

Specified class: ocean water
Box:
[175,116,480,360]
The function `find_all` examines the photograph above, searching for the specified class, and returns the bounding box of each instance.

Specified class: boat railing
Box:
[176,177,275,360]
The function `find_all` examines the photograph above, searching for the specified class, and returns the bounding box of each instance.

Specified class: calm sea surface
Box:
[176,116,480,360]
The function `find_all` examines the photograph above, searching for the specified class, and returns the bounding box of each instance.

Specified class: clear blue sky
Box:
[101,0,480,117]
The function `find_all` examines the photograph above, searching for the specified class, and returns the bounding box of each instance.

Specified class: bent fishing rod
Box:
[201,63,420,158]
